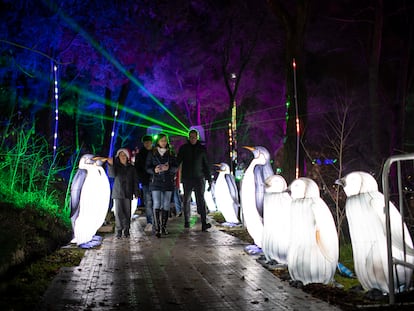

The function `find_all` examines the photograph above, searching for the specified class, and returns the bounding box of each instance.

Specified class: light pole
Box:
[293,58,300,179]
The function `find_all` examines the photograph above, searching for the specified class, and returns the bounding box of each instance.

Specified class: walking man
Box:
[177,129,212,231]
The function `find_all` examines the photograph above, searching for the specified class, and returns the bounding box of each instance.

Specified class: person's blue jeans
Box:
[142,185,153,224]
[152,190,173,211]
[173,189,182,214]
[152,190,172,234]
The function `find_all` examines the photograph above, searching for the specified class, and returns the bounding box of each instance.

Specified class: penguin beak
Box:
[214,163,221,172]
[243,146,255,152]
[264,180,272,187]
[335,178,345,187]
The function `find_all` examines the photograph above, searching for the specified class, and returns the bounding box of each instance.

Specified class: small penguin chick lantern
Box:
[287,177,339,285]
[262,174,292,264]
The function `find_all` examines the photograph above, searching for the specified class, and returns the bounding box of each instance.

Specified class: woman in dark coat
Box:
[146,133,178,237]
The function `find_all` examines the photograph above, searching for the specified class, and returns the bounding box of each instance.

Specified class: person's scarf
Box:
[157,147,167,156]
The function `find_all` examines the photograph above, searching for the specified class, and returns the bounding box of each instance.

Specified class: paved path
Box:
[39,214,341,310]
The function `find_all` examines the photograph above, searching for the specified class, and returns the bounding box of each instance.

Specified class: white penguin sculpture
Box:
[70,154,110,246]
[240,146,274,249]
[336,171,414,293]
[214,162,240,224]
[262,174,292,264]
[287,177,339,285]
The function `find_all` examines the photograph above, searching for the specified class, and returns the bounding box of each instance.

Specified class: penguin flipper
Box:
[225,173,239,204]
[253,166,265,218]
[70,169,87,217]
[313,199,338,263]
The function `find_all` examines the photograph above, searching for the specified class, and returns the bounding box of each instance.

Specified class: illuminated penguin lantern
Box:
[240,146,273,249]
[70,154,110,246]
[214,162,240,224]
[262,174,292,264]
[287,177,339,285]
[336,171,414,293]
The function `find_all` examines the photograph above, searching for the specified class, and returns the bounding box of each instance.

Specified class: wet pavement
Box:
[39,211,341,310]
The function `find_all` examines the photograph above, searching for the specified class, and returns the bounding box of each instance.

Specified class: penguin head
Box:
[78,154,95,169]
[264,175,287,193]
[303,178,320,198]
[288,178,307,199]
[243,146,270,165]
[336,171,378,197]
[289,177,319,199]
[215,162,230,173]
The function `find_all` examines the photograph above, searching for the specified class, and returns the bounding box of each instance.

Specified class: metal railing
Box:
[382,153,414,304]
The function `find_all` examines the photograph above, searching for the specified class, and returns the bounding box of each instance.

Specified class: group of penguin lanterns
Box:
[70,147,414,293]
[215,145,414,293]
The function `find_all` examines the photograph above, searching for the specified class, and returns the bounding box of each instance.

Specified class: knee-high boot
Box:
[155,209,161,238]
[161,210,169,235]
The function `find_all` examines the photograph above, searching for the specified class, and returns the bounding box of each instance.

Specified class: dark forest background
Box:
[1,0,414,184]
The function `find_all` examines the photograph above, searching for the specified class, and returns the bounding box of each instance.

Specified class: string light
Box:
[109,102,119,157]
[52,62,59,157]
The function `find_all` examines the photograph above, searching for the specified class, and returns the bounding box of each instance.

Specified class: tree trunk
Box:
[368,0,383,166]
[267,0,309,182]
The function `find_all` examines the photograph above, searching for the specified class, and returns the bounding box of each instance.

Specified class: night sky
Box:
[1,0,414,182]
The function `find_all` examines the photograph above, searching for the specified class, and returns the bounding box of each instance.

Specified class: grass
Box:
[0,202,80,311]
[0,248,85,310]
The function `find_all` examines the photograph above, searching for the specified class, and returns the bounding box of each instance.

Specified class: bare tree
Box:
[304,86,357,239]
[326,94,356,237]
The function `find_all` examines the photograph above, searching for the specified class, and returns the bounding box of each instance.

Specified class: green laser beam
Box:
[77,109,188,137]
[63,83,188,135]
[11,74,189,137]
[44,0,189,133]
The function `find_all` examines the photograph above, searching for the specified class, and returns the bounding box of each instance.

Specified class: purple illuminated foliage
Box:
[0,0,413,180]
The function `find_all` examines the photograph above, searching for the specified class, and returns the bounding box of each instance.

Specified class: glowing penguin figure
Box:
[70,154,110,246]
[204,180,217,213]
[131,197,138,219]
[336,171,414,293]
[262,175,292,264]
[287,177,339,285]
[240,146,273,248]
[214,163,240,224]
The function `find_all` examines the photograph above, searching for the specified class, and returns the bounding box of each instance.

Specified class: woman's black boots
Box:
[155,209,161,238]
[161,210,169,235]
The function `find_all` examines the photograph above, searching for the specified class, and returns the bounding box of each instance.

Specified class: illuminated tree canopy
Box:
[1,0,413,177]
